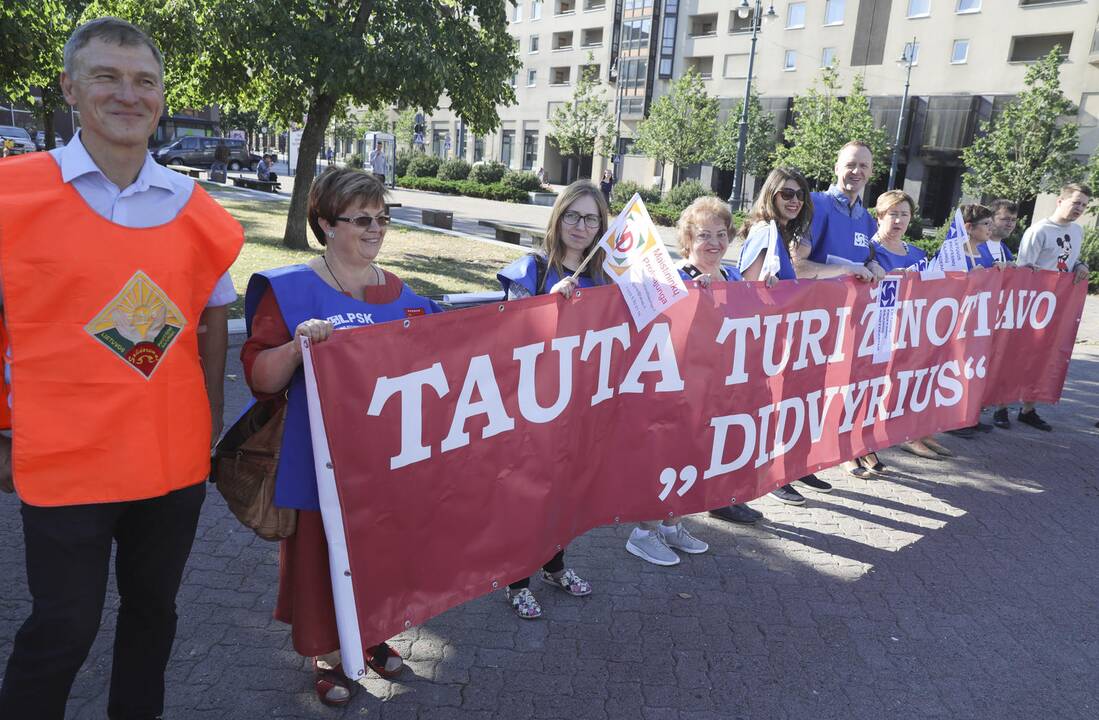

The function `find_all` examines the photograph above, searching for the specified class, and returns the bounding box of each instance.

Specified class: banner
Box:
[598,194,687,329]
[302,269,1084,676]
[930,208,969,273]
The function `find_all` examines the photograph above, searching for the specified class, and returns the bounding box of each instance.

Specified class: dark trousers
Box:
[509,549,566,591]
[0,482,205,720]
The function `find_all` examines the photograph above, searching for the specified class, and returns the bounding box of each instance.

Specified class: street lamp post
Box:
[728,0,776,213]
[888,37,917,190]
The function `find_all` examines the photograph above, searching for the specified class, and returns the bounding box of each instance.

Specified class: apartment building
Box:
[409,0,1099,223]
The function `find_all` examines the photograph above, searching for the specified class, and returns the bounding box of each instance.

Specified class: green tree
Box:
[962,48,1081,204]
[634,69,718,191]
[547,53,615,182]
[773,66,888,188]
[153,0,519,249]
[358,105,391,134]
[712,83,777,181]
[394,107,418,151]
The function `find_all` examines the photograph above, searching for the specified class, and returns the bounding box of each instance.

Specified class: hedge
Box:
[397,175,529,203]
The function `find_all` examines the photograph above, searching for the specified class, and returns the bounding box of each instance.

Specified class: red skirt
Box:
[274,509,340,657]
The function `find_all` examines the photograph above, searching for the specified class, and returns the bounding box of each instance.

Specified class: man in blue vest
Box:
[793,140,883,282]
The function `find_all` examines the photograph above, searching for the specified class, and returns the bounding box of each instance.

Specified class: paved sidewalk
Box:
[2,297,1097,718]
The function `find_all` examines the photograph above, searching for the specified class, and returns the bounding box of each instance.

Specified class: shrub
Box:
[502,170,545,192]
[406,153,441,178]
[396,176,529,203]
[469,161,507,185]
[346,153,364,169]
[663,179,714,212]
[1081,227,1099,293]
[395,150,415,178]
[609,200,679,227]
[611,180,661,206]
[438,158,471,181]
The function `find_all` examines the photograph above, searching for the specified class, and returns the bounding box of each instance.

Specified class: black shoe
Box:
[992,408,1010,429]
[1017,409,1052,432]
[770,484,806,506]
[709,504,763,524]
[974,421,993,433]
[946,426,978,439]
[797,474,832,493]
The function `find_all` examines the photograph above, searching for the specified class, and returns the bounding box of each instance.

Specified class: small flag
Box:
[761,220,782,278]
[598,194,688,330]
[927,208,969,274]
[872,277,901,364]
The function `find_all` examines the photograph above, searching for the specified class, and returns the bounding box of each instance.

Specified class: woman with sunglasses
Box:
[737,168,835,505]
[241,167,441,707]
[495,181,609,619]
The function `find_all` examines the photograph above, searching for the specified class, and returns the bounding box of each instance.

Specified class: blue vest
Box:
[497,253,604,297]
[808,189,878,265]
[678,263,743,282]
[243,265,441,510]
[873,239,928,272]
[737,234,797,280]
[967,242,1013,269]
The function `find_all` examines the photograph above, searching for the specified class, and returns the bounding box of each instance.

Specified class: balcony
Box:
[552,31,574,51]
[688,13,718,38]
[581,27,604,47]
[555,0,575,16]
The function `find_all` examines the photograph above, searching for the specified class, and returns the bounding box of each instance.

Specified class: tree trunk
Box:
[282,93,338,250]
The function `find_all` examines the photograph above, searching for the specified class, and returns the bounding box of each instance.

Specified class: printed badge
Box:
[84,271,186,379]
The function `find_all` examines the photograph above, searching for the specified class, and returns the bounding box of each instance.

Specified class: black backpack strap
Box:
[532,252,548,295]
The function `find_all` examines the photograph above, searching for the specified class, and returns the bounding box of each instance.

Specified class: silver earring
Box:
[327,230,335,238]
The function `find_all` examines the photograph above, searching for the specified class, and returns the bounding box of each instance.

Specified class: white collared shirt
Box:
[49,133,237,307]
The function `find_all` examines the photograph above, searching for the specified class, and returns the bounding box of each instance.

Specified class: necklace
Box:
[322,254,347,293]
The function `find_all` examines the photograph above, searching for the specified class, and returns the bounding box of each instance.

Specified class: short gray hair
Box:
[63,17,164,79]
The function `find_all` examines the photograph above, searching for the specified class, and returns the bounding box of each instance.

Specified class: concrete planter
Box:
[529,191,557,206]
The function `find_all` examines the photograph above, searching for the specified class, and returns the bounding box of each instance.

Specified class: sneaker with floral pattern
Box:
[541,568,592,597]
[504,587,543,619]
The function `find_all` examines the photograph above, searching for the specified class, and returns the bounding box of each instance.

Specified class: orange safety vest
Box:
[0,153,243,506]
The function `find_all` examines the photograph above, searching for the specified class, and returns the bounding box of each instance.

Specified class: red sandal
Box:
[365,642,404,678]
[312,658,352,708]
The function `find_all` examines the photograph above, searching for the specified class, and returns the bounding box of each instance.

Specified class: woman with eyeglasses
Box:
[737,168,836,505]
[495,181,608,619]
[240,167,440,707]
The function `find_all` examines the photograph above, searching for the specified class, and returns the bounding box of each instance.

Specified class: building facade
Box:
[390,0,1099,222]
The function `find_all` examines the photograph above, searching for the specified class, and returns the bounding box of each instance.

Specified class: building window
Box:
[723,53,748,78]
[474,136,485,162]
[530,35,540,53]
[501,130,514,167]
[685,56,713,79]
[1020,0,1077,4]
[584,0,606,9]
[688,13,718,37]
[903,41,920,64]
[527,69,537,86]
[513,2,523,22]
[532,0,542,19]
[951,39,969,63]
[508,72,518,88]
[551,66,572,84]
[729,8,753,33]
[824,0,845,25]
[1009,33,1072,61]
[522,131,538,171]
[555,0,575,15]
[786,2,806,29]
[821,46,836,67]
[906,0,930,17]
[783,50,797,70]
[579,63,600,80]
[581,27,604,46]
[956,0,981,12]
[553,31,574,50]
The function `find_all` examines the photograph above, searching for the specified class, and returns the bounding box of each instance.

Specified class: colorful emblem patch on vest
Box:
[84,271,187,379]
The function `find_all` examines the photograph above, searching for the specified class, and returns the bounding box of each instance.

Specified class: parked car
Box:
[0,126,36,155]
[154,136,259,170]
[34,132,66,151]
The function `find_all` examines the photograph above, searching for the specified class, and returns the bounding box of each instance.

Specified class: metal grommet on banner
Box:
[356,668,365,677]
[575,289,582,298]
[556,544,562,551]
[614,516,620,525]
[498,304,505,312]
[491,580,498,589]
[403,319,411,328]
[343,569,351,577]
[404,619,412,629]
[325,461,333,469]
[730,497,736,504]
[668,511,674,518]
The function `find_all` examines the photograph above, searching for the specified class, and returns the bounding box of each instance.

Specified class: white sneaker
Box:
[659,522,709,554]
[626,528,680,566]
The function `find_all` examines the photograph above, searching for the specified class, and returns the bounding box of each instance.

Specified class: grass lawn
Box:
[209,187,525,318]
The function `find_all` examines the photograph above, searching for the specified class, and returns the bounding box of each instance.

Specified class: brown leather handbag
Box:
[211,398,297,540]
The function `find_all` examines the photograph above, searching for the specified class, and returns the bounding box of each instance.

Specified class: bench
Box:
[168,165,204,178]
[421,209,454,230]
[229,175,281,192]
[477,220,546,247]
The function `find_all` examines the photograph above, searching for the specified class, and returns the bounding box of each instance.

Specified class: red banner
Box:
[304,268,1084,663]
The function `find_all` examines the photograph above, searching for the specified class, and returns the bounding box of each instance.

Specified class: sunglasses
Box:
[775,188,806,202]
[336,214,390,229]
